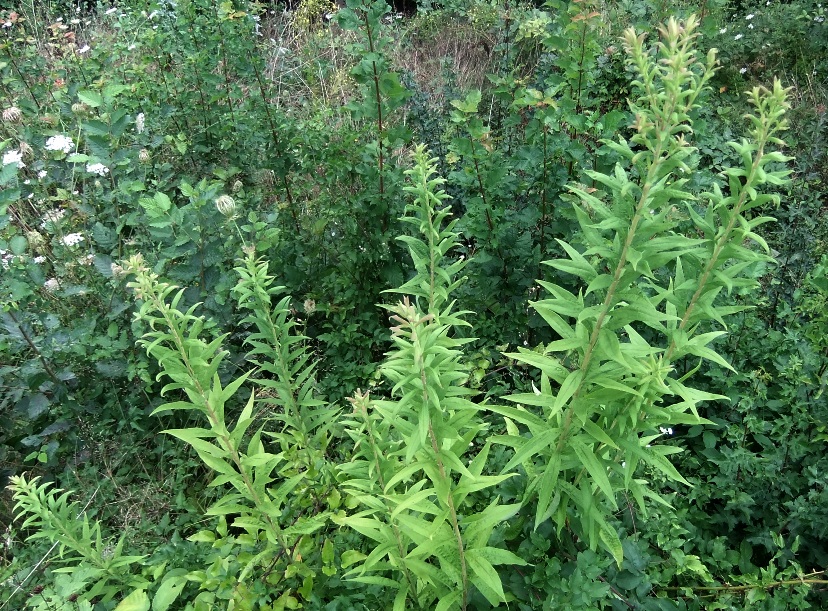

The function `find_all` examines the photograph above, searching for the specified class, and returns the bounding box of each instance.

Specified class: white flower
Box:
[0,250,12,269]
[33,255,46,264]
[86,162,109,176]
[78,44,90,53]
[746,13,755,19]
[61,232,85,247]
[2,149,24,168]
[135,112,145,134]
[148,10,158,19]
[44,278,60,292]
[38,170,47,179]
[659,426,674,435]
[748,23,754,28]
[740,67,748,74]
[816,16,825,22]
[719,27,727,33]
[44,135,75,154]
[735,33,743,40]
[106,7,117,14]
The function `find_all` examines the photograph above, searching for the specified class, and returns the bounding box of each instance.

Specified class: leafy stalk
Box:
[335,145,524,611]
[491,15,792,566]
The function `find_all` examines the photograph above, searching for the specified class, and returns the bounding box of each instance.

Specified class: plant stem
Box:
[6,309,60,385]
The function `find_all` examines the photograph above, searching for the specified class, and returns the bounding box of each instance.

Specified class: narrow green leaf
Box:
[571,437,617,508]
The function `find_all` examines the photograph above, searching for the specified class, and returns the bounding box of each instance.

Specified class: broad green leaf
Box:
[78,90,103,107]
[114,589,149,611]
[152,573,187,611]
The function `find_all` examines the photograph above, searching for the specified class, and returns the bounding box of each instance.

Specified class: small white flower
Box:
[128,44,136,51]
[735,33,743,40]
[746,13,755,19]
[748,23,754,28]
[719,27,727,33]
[148,10,158,19]
[740,67,748,74]
[106,7,117,14]
[2,149,24,168]
[33,255,46,264]
[44,278,59,292]
[78,44,90,53]
[61,232,85,247]
[86,162,109,176]
[816,16,825,23]
[44,135,75,154]
[135,112,145,134]
[38,170,47,179]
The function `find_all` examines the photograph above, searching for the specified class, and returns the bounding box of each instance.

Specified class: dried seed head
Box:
[2,106,22,123]
[138,148,150,163]
[215,194,236,217]
[40,115,58,126]
[110,262,126,279]
[232,180,243,193]
[71,102,89,116]
[255,168,275,187]
[17,141,33,158]
[303,298,316,315]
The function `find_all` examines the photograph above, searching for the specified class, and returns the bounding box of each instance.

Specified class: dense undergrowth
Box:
[1,0,827,609]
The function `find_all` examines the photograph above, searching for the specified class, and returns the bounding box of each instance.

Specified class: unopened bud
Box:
[215,194,236,217]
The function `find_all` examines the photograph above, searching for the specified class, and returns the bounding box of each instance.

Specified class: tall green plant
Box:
[121,246,335,609]
[491,15,792,564]
[335,145,524,611]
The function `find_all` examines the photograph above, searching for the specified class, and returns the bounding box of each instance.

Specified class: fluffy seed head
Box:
[2,106,22,123]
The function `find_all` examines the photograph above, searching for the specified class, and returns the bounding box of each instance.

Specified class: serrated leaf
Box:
[114,589,149,611]
[78,90,103,107]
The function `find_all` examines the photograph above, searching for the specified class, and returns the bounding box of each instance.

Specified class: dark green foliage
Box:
[2,0,828,609]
